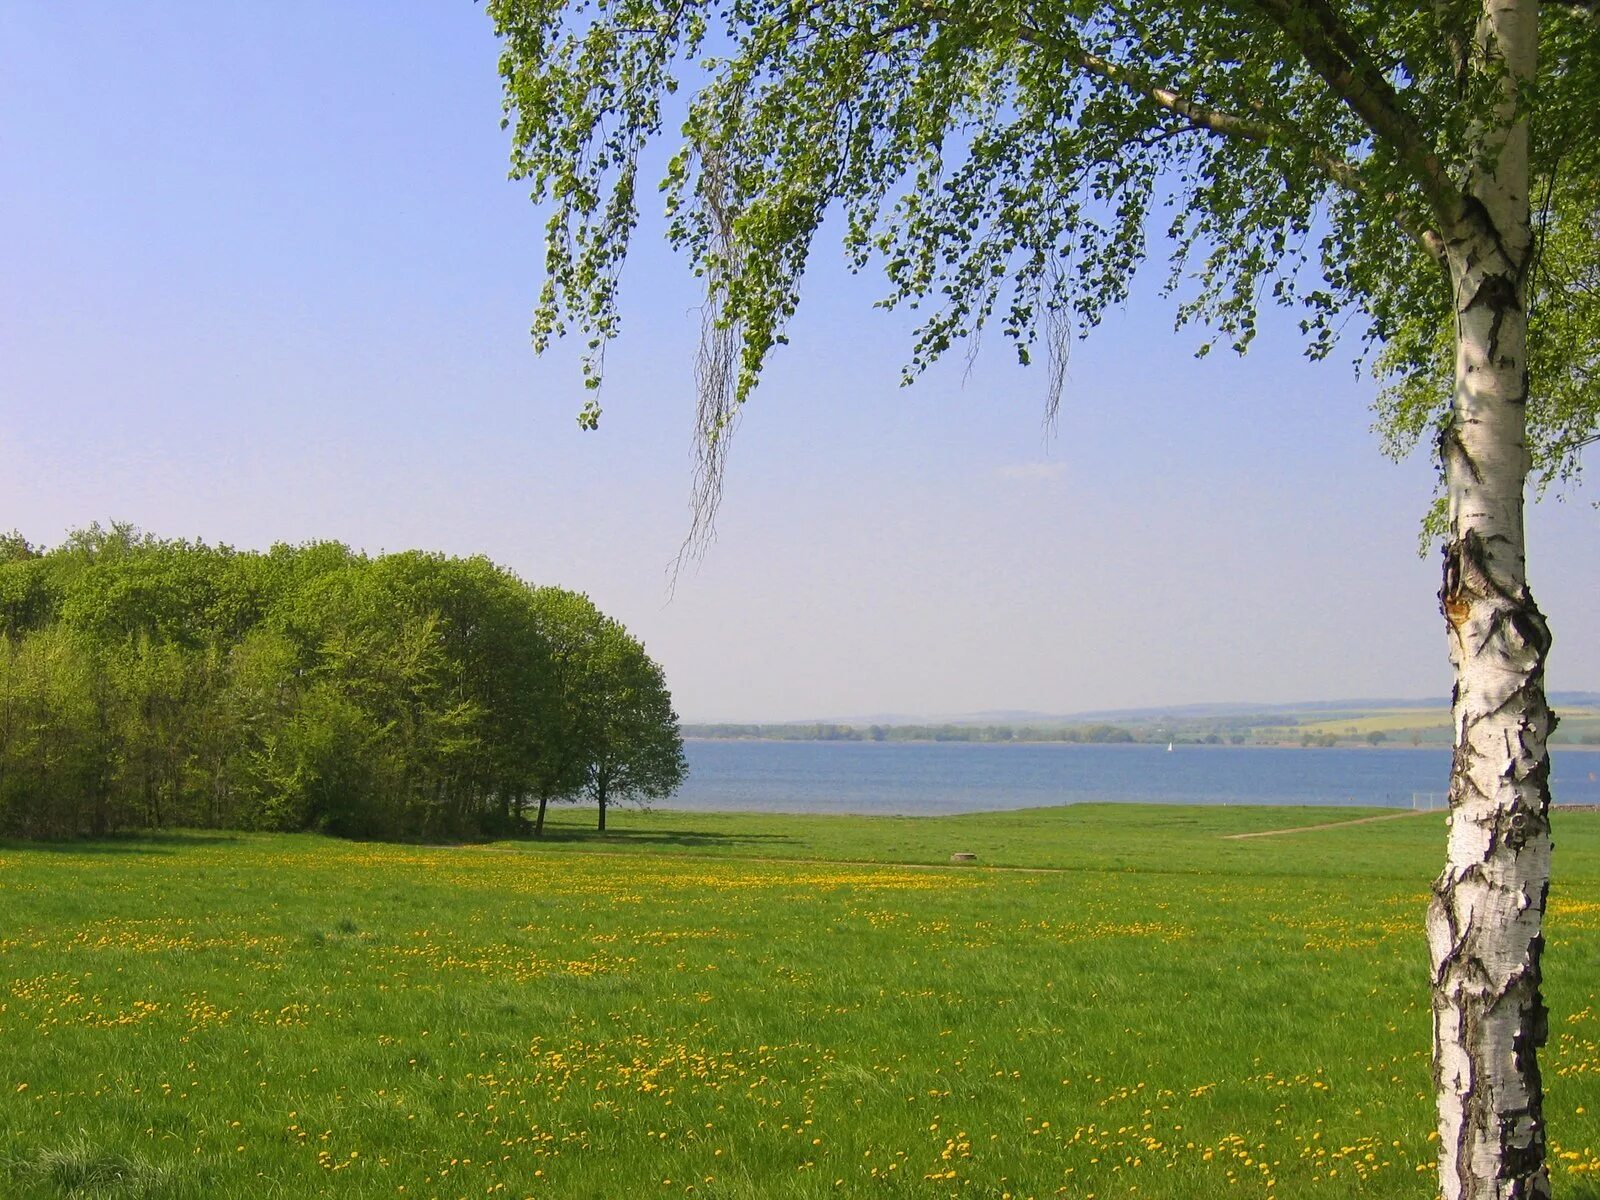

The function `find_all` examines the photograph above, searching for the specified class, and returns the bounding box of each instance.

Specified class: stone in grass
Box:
[949,852,978,863]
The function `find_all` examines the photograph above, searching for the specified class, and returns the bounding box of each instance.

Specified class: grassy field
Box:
[1277,709,1451,738]
[3,805,1599,1199]
[1245,705,1600,746]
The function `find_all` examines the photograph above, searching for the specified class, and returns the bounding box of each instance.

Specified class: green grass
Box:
[3,805,1599,1199]
[1249,705,1600,744]
[1281,709,1449,737]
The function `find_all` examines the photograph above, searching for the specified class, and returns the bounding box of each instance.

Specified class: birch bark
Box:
[1427,4,1554,1197]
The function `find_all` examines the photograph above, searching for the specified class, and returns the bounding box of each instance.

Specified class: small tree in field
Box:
[573,617,687,832]
[489,3,1598,1195]
[527,588,687,833]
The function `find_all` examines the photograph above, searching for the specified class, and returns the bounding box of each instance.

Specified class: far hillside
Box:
[685,695,1600,748]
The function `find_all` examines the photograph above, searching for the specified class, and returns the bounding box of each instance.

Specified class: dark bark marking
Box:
[1431,887,1465,985]
[1456,1001,1483,1200]
[1500,986,1550,1197]
[1471,275,1520,368]
[1441,535,1474,630]
[1478,678,1551,729]
[1442,532,1551,666]
[1504,807,1529,850]
[1505,607,1552,659]
[1455,194,1529,287]
[1439,425,1486,492]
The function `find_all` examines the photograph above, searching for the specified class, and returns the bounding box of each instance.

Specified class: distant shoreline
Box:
[682,698,1600,753]
[683,736,1600,751]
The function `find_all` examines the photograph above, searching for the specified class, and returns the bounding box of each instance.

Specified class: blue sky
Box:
[2,2,1594,722]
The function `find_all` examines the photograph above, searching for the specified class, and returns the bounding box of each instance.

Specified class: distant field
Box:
[3,806,1599,1199]
[1281,708,1449,737]
[1258,705,1600,745]
[1548,706,1600,745]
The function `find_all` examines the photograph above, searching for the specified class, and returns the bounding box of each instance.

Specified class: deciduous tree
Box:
[0,531,683,844]
[569,613,686,832]
[490,2,1599,1194]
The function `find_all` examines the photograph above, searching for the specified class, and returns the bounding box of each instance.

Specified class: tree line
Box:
[0,525,684,840]
[684,722,1289,746]
[682,722,1145,744]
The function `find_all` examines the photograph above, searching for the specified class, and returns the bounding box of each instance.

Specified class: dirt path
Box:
[1221,810,1431,839]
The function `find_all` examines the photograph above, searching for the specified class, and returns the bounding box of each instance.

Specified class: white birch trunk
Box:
[1427,3,1554,1198]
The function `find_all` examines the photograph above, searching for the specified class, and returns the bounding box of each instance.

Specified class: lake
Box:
[661,739,1600,815]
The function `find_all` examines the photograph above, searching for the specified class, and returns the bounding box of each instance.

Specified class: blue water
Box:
[661,740,1600,815]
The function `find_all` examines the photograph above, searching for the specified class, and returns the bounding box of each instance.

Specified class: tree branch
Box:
[1249,0,1460,224]
[1004,16,1447,264]
[994,17,1288,147]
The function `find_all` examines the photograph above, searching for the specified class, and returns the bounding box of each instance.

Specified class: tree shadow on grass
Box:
[0,830,238,856]
[525,826,802,853]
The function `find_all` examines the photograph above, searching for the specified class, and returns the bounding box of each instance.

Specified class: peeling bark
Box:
[1430,520,1553,1200]
[1429,5,1553,1197]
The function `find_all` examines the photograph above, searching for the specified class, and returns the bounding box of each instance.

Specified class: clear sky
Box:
[2,3,1594,722]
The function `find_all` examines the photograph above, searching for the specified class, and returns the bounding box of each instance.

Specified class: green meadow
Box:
[3,805,1598,1199]
[1279,706,1600,744]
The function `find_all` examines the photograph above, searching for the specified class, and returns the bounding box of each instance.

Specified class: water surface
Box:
[660,740,1600,815]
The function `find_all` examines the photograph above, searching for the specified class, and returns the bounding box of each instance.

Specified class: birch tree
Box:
[491,2,1599,1194]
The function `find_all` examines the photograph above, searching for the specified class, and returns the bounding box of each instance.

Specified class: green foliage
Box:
[491,1,1597,528]
[0,528,684,841]
[526,588,686,829]
[1377,170,1600,531]
[577,616,687,818]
